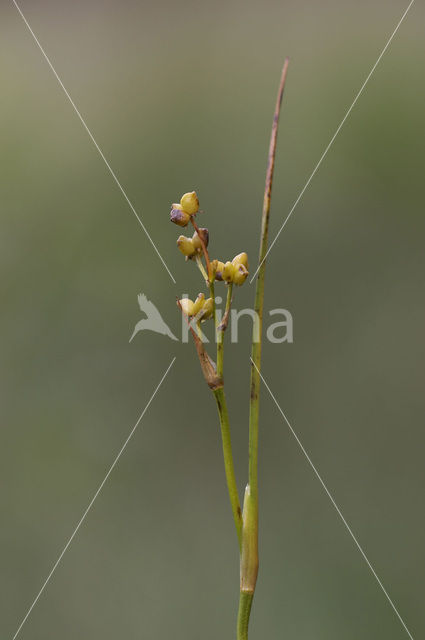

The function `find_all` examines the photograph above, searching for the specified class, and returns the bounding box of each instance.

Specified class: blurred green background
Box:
[1,0,424,638]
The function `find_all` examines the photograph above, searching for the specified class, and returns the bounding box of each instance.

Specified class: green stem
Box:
[249,56,289,504]
[209,278,217,332]
[194,223,240,547]
[195,252,217,345]
[195,253,209,284]
[213,386,242,550]
[237,592,254,640]
[243,58,289,637]
[237,485,258,638]
[217,283,233,379]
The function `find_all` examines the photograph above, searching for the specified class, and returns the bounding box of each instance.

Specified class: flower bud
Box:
[222,261,235,283]
[180,191,199,215]
[177,235,196,257]
[212,260,225,281]
[201,297,214,320]
[209,259,218,280]
[179,297,195,316]
[232,252,249,270]
[192,228,209,251]
[233,263,249,286]
[192,292,205,316]
[170,204,190,227]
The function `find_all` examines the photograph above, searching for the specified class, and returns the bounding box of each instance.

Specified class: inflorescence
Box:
[170,191,249,324]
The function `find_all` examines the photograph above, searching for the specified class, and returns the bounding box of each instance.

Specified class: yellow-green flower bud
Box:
[192,228,209,251]
[233,263,249,286]
[211,260,225,281]
[179,297,195,316]
[180,191,199,215]
[232,252,249,269]
[222,261,235,283]
[177,235,196,257]
[209,259,217,280]
[192,292,205,316]
[170,204,190,227]
[201,297,214,320]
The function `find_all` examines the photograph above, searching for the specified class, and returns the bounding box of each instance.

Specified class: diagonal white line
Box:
[250,0,415,283]
[11,0,176,284]
[12,357,176,640]
[251,358,415,640]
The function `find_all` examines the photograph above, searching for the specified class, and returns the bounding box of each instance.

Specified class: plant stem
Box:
[240,58,289,638]
[237,592,254,640]
[194,241,217,340]
[249,55,289,505]
[213,386,243,550]
[191,217,211,279]
[195,253,209,284]
[214,286,240,547]
[209,278,217,333]
[217,283,233,378]
[196,320,203,340]
[192,216,240,547]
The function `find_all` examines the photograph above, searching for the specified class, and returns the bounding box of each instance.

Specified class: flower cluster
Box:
[211,252,249,286]
[170,190,249,323]
[177,228,209,259]
[178,293,214,320]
